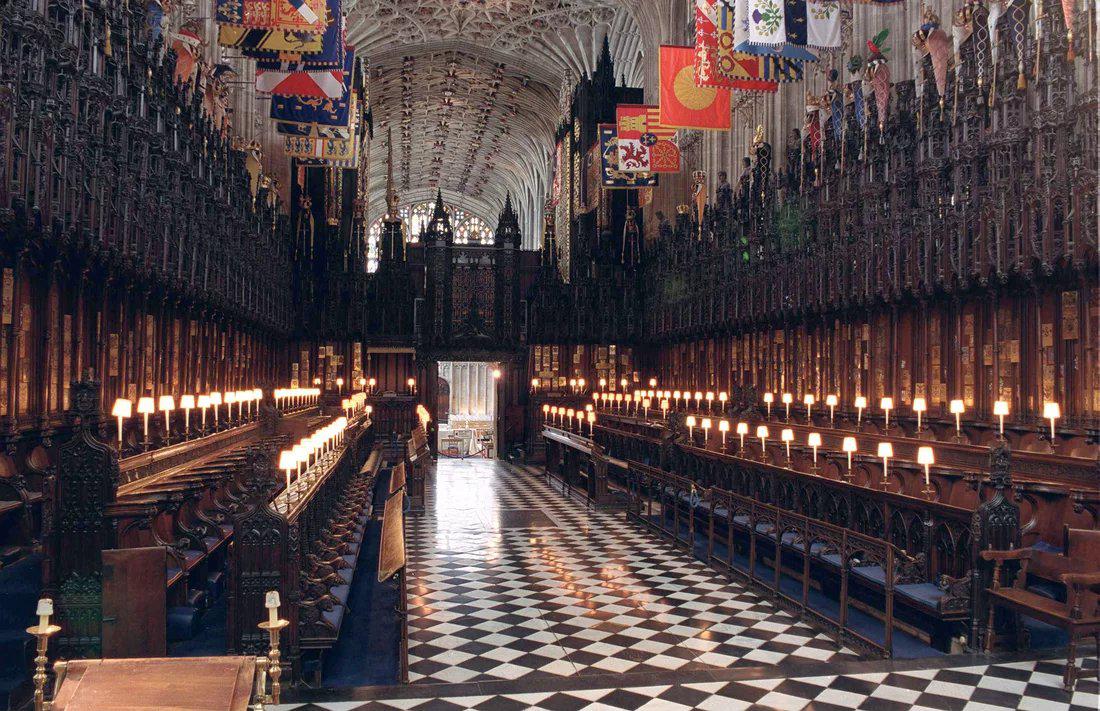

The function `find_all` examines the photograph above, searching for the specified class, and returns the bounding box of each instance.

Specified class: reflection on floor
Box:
[274,458,1098,711]
[407,459,859,684]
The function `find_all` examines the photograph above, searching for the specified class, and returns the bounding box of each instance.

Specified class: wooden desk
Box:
[52,657,256,711]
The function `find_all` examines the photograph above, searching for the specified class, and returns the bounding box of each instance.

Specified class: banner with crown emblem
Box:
[615,105,681,173]
[216,0,324,31]
[248,0,343,65]
[599,124,658,189]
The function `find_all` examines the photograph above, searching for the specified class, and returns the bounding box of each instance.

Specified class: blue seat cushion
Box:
[755,522,775,535]
[167,606,202,642]
[1027,579,1065,602]
[897,582,944,610]
[852,565,887,585]
[780,531,800,546]
[732,515,750,527]
[330,584,351,606]
[322,604,345,631]
[820,553,843,567]
[1032,540,1063,554]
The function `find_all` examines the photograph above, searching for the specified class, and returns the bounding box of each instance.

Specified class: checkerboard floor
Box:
[274,656,1099,710]
[403,458,860,685]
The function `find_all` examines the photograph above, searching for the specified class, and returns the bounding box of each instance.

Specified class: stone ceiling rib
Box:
[347,0,649,248]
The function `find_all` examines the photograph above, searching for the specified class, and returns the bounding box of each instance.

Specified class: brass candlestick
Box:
[27,615,60,711]
[257,618,289,704]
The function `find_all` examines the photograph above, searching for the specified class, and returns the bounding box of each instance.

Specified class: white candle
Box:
[36,598,53,630]
[265,590,280,625]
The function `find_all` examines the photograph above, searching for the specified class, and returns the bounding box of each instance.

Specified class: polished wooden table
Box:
[52,657,256,711]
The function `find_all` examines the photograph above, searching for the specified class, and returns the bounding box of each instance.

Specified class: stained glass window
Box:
[366,201,494,273]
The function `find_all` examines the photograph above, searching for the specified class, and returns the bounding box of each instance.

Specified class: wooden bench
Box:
[981,527,1100,690]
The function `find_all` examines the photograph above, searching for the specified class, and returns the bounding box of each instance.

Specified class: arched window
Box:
[366,200,493,273]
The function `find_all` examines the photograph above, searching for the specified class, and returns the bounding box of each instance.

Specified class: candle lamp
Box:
[624,394,633,414]
[781,428,794,462]
[736,422,748,452]
[643,398,651,419]
[542,404,550,421]
[278,450,297,506]
[225,391,237,423]
[877,442,894,485]
[825,394,838,425]
[705,392,714,412]
[673,391,682,410]
[368,377,377,394]
[492,368,502,380]
[210,391,223,429]
[842,436,857,480]
[718,420,729,448]
[159,396,176,440]
[686,415,696,441]
[335,377,344,393]
[111,398,132,448]
[587,411,596,436]
[407,377,416,394]
[258,590,289,705]
[198,395,211,432]
[599,378,607,389]
[917,446,935,499]
[718,392,728,412]
[1043,401,1060,452]
[804,394,815,422]
[880,397,894,430]
[694,391,703,411]
[566,409,575,431]
[551,406,559,425]
[807,432,822,470]
[179,395,195,438]
[763,392,774,419]
[620,378,628,390]
[701,418,712,443]
[912,397,927,432]
[27,597,60,711]
[781,392,793,421]
[756,425,769,460]
[993,400,1009,437]
[648,378,657,388]
[137,396,155,449]
[949,399,965,441]
[577,378,585,392]
[854,396,867,429]
[569,378,577,393]
[614,393,623,411]
[660,399,669,418]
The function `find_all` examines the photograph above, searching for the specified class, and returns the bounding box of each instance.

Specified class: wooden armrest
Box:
[980,548,1032,562]
[1062,572,1100,589]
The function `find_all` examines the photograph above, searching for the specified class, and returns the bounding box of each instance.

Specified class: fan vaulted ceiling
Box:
[345,0,651,246]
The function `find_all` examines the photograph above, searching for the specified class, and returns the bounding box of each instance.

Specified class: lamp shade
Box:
[781,428,794,442]
[880,397,893,410]
[781,392,793,404]
[877,442,894,458]
[826,394,838,407]
[854,396,867,409]
[210,392,223,405]
[949,399,965,414]
[179,395,195,410]
[587,412,595,423]
[137,397,155,415]
[756,425,769,438]
[807,432,822,448]
[804,394,815,406]
[917,446,935,466]
[993,400,1010,417]
[158,395,175,411]
[198,395,211,408]
[736,422,749,435]
[763,392,774,403]
[1043,402,1061,419]
[718,420,729,432]
[702,418,712,429]
[686,415,697,427]
[111,398,133,418]
[224,391,237,404]
[842,436,857,453]
[912,397,927,412]
[279,450,297,471]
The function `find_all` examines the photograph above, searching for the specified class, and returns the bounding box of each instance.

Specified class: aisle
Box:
[404,458,860,684]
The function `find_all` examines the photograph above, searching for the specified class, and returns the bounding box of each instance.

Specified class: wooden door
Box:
[102,547,167,658]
